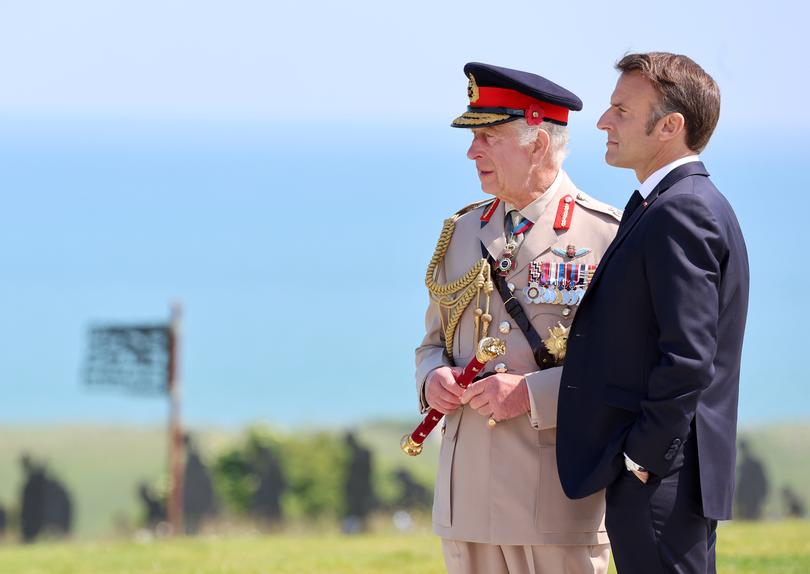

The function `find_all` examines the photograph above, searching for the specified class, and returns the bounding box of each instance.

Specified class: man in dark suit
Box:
[556,52,750,574]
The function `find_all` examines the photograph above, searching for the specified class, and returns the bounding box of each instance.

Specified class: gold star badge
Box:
[543,322,570,363]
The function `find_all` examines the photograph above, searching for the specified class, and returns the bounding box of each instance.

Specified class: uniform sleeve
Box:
[525,366,562,430]
[414,296,452,413]
[623,191,726,477]
[414,210,489,414]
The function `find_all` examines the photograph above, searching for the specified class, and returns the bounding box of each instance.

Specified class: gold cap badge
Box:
[467,73,480,103]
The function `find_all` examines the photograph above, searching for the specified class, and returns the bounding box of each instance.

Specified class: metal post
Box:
[167,301,185,535]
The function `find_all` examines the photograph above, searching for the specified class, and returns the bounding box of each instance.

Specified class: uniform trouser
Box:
[605,434,717,574]
[441,539,610,574]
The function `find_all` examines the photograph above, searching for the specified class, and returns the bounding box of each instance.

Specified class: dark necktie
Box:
[620,190,644,228]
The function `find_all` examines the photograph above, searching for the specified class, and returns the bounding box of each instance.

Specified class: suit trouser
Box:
[605,435,717,574]
[441,539,610,574]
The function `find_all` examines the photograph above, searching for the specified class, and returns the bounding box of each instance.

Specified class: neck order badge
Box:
[497,211,534,277]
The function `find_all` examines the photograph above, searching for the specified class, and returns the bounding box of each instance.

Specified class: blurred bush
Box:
[213,427,350,522]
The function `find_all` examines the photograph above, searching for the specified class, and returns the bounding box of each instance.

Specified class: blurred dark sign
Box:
[83,325,171,395]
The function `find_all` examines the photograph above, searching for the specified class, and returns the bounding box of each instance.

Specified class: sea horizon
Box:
[2,118,808,428]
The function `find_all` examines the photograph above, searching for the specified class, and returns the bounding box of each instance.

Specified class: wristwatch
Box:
[624,452,646,473]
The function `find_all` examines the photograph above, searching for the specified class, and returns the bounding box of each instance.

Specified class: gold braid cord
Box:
[425,202,494,362]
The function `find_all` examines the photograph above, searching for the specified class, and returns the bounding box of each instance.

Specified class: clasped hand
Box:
[426,367,530,422]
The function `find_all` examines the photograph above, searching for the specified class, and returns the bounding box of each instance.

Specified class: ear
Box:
[658,112,686,143]
[531,128,551,162]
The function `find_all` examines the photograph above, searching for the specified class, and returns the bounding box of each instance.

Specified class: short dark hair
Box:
[616,52,720,153]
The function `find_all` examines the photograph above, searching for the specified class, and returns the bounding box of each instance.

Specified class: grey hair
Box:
[511,119,570,166]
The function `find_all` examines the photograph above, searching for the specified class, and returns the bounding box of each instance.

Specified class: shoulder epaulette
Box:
[574,191,622,223]
[449,198,497,222]
[427,197,496,363]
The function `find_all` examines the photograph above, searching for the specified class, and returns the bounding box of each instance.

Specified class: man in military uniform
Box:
[415,62,622,574]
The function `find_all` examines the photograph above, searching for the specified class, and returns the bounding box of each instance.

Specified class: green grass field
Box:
[1,521,808,574]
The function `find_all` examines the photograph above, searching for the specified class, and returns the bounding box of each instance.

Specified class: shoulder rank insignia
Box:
[553,195,575,230]
[574,191,622,223]
[552,244,592,260]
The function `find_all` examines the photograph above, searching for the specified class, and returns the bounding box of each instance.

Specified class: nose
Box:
[596,109,612,132]
[467,135,483,160]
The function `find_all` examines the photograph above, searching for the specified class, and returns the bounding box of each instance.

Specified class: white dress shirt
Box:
[637,155,700,199]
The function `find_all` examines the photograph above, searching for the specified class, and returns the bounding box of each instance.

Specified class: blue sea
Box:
[1,118,808,428]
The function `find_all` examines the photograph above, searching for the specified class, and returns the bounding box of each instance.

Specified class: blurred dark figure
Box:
[782,486,806,518]
[20,455,46,543]
[342,433,375,534]
[0,502,7,538]
[735,439,769,520]
[183,434,218,534]
[392,468,432,510]
[19,455,73,542]
[138,482,166,529]
[42,476,72,537]
[251,444,286,525]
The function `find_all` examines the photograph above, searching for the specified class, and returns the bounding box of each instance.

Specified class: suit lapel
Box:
[582,161,710,301]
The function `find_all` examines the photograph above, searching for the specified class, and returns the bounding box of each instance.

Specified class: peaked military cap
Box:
[452,62,583,128]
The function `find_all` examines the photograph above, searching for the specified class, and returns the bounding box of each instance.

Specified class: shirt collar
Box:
[638,155,700,199]
[503,168,563,223]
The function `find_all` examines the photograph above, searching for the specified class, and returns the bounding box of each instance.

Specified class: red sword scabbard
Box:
[401,337,505,456]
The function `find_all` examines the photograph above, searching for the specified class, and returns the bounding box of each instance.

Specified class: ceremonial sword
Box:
[401,337,506,456]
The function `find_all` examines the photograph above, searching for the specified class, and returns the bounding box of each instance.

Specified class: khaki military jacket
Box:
[415,171,620,545]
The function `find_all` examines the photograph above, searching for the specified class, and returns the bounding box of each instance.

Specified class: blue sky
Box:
[0,1,804,128]
[1,1,807,428]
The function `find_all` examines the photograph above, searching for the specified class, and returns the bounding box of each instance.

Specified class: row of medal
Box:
[522,262,596,306]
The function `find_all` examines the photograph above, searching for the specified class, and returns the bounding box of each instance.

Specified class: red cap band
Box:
[472,87,570,124]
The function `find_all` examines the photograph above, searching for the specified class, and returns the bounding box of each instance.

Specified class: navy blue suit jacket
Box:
[556,162,749,520]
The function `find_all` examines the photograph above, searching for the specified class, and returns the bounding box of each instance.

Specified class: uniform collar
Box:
[503,168,563,223]
[478,170,576,278]
[638,155,700,200]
